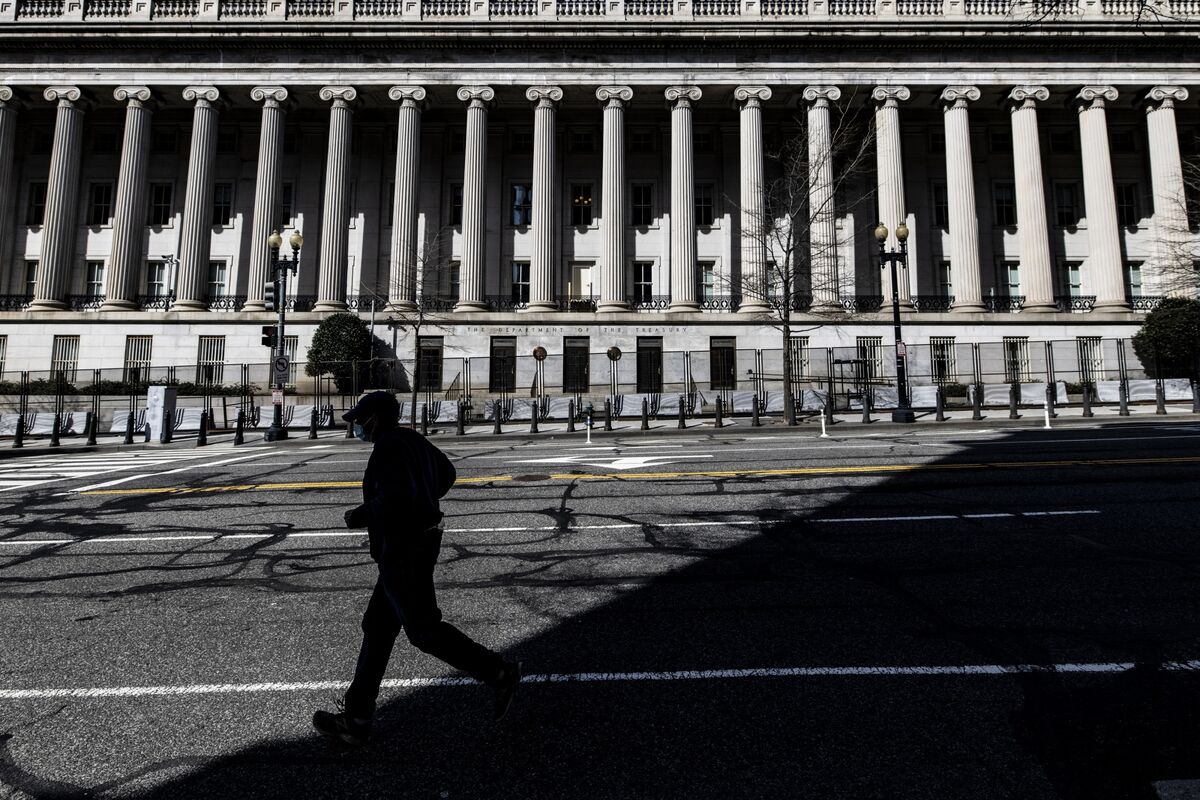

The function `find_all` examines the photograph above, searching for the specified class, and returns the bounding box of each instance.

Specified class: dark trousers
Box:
[343,527,504,719]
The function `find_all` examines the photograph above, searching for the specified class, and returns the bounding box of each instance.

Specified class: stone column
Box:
[103,87,154,311]
[314,86,356,313]
[1008,86,1056,313]
[31,86,84,311]
[804,86,839,312]
[1144,86,1192,298]
[596,85,631,313]
[244,86,288,312]
[1076,85,1128,310]
[455,85,493,313]
[387,86,426,311]
[0,88,19,297]
[873,86,912,307]
[666,85,702,312]
[527,86,563,312]
[734,86,772,314]
[173,86,221,311]
[941,86,985,312]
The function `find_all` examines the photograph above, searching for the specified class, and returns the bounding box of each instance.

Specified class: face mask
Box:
[353,423,369,442]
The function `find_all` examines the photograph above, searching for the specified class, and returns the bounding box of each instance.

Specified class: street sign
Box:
[271,389,284,406]
[896,341,907,358]
[272,355,290,383]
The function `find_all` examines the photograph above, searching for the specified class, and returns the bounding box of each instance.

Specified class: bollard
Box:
[1046,383,1057,419]
[860,391,871,425]
[715,396,724,428]
[819,406,829,438]
[935,387,946,422]
[641,398,649,431]
[1193,379,1200,414]
[456,401,466,436]
[1008,382,1020,420]
[346,420,355,439]
[567,400,576,433]
[677,395,686,429]
[1156,381,1167,415]
[493,404,502,435]
[785,394,796,426]
[751,396,760,427]
[50,414,61,447]
[207,408,217,433]
[234,409,245,445]
[309,407,318,440]
[1119,380,1130,416]
[196,411,208,446]
[86,411,97,445]
[529,402,539,434]
[603,399,613,432]
[824,396,835,425]
[1081,385,1094,418]
[13,415,24,449]
[971,383,983,421]
[144,419,151,443]
[123,411,134,445]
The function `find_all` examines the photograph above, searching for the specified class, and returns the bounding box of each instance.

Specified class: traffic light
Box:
[264,281,276,311]
[261,325,277,348]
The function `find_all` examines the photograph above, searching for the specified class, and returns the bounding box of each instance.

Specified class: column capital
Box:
[1076,85,1118,107]
[456,85,495,105]
[388,85,427,106]
[1145,85,1189,108]
[734,86,772,105]
[1008,85,1049,106]
[596,85,633,104]
[182,85,220,104]
[940,85,980,106]
[665,85,702,106]
[526,85,563,106]
[0,86,11,104]
[802,86,841,104]
[250,86,289,105]
[319,86,357,104]
[872,85,910,104]
[43,85,82,104]
[114,86,152,104]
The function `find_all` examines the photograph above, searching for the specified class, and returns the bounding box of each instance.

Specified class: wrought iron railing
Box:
[911,294,955,312]
[136,292,174,311]
[629,294,671,311]
[699,294,741,312]
[557,295,597,312]
[840,295,884,312]
[1054,294,1096,312]
[346,295,385,312]
[1131,295,1164,312]
[486,295,530,312]
[984,295,1025,312]
[67,294,106,311]
[417,295,457,313]
[283,295,317,311]
[0,295,33,311]
[205,294,246,311]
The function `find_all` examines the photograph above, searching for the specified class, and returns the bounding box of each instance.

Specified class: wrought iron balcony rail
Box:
[840,295,884,312]
[983,295,1025,312]
[1131,295,1164,312]
[66,294,105,311]
[1054,294,1096,312]
[0,294,33,311]
[136,292,174,310]
[699,294,741,311]
[629,294,671,310]
[416,295,457,312]
[205,294,246,311]
[911,294,954,312]
[486,295,529,312]
[283,294,317,311]
[557,295,597,312]
[346,295,385,311]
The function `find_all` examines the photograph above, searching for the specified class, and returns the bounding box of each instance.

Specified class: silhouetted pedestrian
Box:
[313,391,521,746]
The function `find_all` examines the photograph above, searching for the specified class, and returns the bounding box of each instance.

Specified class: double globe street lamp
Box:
[874,221,916,424]
[263,229,304,442]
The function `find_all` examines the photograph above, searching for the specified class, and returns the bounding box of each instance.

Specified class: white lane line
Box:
[70,450,279,493]
[4,659,1199,699]
[814,515,958,523]
[303,445,335,450]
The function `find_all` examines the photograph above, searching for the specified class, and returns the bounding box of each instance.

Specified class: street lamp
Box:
[263,229,304,442]
[875,222,916,424]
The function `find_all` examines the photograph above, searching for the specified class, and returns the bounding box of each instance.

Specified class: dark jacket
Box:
[350,427,456,560]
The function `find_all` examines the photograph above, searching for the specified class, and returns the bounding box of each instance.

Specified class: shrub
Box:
[306,312,374,394]
[1132,298,1200,379]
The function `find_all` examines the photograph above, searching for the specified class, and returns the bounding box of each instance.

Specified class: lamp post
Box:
[264,229,304,442]
[875,222,916,423]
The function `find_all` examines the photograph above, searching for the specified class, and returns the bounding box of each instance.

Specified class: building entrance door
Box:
[569,262,595,311]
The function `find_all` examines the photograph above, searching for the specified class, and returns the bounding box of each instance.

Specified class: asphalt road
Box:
[2,420,1200,799]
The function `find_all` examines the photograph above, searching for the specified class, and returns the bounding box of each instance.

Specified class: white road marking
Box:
[508,454,714,470]
[303,445,335,450]
[3,659,1198,699]
[70,450,279,493]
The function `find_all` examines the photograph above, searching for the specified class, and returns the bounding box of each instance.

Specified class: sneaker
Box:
[493,660,522,721]
[312,700,372,747]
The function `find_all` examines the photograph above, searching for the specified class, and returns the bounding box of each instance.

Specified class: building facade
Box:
[0,3,1197,386]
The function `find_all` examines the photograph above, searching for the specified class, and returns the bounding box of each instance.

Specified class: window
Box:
[510,184,532,226]
[215,127,238,155]
[207,261,228,298]
[1002,336,1031,383]
[448,184,464,226]
[24,261,37,296]
[449,129,466,154]
[630,129,655,153]
[569,131,595,153]
[1048,128,1076,155]
[282,127,300,155]
[1126,261,1144,298]
[489,337,517,394]
[1116,184,1140,227]
[86,183,114,226]
[710,337,736,391]
[146,260,168,297]
[1000,260,1021,296]
[1076,336,1103,385]
[151,128,177,155]
[930,336,957,385]
[631,183,654,227]
[570,183,593,226]
[931,183,948,229]
[449,261,460,299]
[510,130,533,154]
[993,183,1017,227]
[123,335,153,384]
[279,182,295,228]
[694,130,715,154]
[196,335,226,385]
[25,183,47,226]
[284,336,299,385]
[149,183,173,226]
[50,335,80,382]
[212,183,233,226]
[633,261,654,305]
[988,129,1012,154]
[416,337,443,393]
[85,261,105,297]
[1054,183,1080,227]
[695,183,716,227]
[856,336,884,381]
[563,336,590,393]
[789,336,810,380]
[699,261,716,301]
[938,261,953,298]
[511,261,530,305]
[928,128,946,154]
[636,337,663,393]
[1061,261,1082,297]
[91,128,118,154]
[1110,128,1136,154]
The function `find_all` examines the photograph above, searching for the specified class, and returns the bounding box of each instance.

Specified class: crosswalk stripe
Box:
[0,450,240,493]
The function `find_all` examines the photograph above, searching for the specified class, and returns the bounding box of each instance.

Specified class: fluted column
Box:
[102,86,154,311]
[0,88,19,296]
[456,85,494,313]
[32,86,84,311]
[873,86,912,307]
[314,86,356,313]
[941,86,985,313]
[1008,86,1056,313]
[388,86,426,311]
[666,85,702,312]
[733,86,772,314]
[1144,86,1192,298]
[244,86,288,312]
[596,86,631,313]
[1076,86,1128,310]
[527,86,563,312]
[173,86,220,311]
[804,86,839,312]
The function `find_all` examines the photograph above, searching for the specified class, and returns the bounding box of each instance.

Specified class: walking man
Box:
[313,391,521,746]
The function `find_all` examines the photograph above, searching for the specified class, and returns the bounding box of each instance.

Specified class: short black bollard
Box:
[785,395,797,427]
[603,399,613,432]
[50,414,61,447]
[196,411,208,446]
[1119,381,1130,416]
[860,391,871,425]
[1046,383,1057,419]
[935,387,946,422]
[13,415,24,449]
[493,405,502,435]
[1081,385,1094,418]
[234,409,245,445]
[715,396,724,428]
[308,407,318,440]
[1193,379,1200,414]
[529,402,539,434]
[641,398,650,431]
[1008,383,1020,420]
[971,383,983,421]
[751,396,761,427]
[456,401,466,436]
[1156,381,1167,415]
[824,397,835,425]
[345,420,354,439]
[677,395,686,429]
[567,400,576,433]
[86,411,98,445]
[419,404,428,436]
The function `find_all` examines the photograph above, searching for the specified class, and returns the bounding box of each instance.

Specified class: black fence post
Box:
[1008,382,1020,420]
[1082,384,1094,418]
[714,396,724,428]
[972,382,983,421]
[567,399,576,433]
[13,415,24,449]
[1045,383,1057,418]
[935,387,946,422]
[196,411,208,446]
[493,404,502,435]
[641,398,650,431]
[823,395,835,425]
[86,411,97,445]
[123,410,134,445]
[529,402,539,434]
[677,395,686,429]
[309,407,318,440]
[456,400,466,436]
[752,396,761,427]
[860,391,871,425]
[603,398,613,431]
[345,419,354,439]
[1118,381,1129,416]
[50,414,61,447]
[235,409,245,445]
[421,403,429,436]
[1156,381,1167,415]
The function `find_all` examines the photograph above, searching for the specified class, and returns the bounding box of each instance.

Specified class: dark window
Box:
[282,127,300,155]
[633,261,654,305]
[630,129,655,153]
[636,337,663,393]
[931,183,948,228]
[709,337,736,391]
[91,128,118,154]
[988,129,1012,154]
[30,127,52,155]
[695,183,715,227]
[449,129,466,153]
[571,183,593,226]
[489,337,517,394]
[212,183,234,226]
[151,128,177,155]
[569,131,595,153]
[148,183,173,226]
[510,130,533,154]
[280,182,295,227]
[215,127,239,155]
[1116,184,1140,227]
[385,182,395,222]
[1110,127,1136,154]
[449,185,464,226]
[25,183,47,226]
[928,128,945,154]
[993,183,1017,227]
[631,183,653,226]
[1054,183,1080,227]
[1048,128,1076,155]
[511,184,532,226]
[86,183,114,226]
[563,336,590,393]
[694,130,714,154]
[416,337,443,393]
[1180,127,1198,156]
[511,262,530,304]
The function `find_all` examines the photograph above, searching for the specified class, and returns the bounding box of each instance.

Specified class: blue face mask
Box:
[353,423,369,442]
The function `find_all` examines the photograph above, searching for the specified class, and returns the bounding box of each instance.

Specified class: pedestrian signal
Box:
[261,325,277,348]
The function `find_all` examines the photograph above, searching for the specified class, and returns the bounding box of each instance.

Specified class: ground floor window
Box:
[789,336,810,381]
[1076,336,1103,385]
[416,337,443,393]
[489,336,516,393]
[856,336,884,382]
[196,335,226,385]
[564,337,590,393]
[930,336,957,385]
[1002,336,1031,383]
[51,335,80,383]
[124,335,153,384]
[636,337,663,393]
[710,336,736,390]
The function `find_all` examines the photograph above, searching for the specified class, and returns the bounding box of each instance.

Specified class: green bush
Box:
[1132,298,1200,379]
[305,312,373,394]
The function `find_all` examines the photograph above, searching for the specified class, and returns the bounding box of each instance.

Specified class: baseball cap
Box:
[342,390,400,424]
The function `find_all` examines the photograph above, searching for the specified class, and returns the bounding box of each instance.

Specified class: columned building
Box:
[0,5,1197,382]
